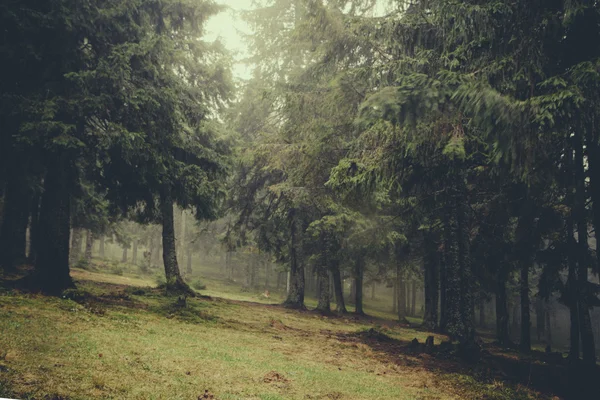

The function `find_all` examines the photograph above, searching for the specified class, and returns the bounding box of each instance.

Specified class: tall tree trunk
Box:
[70,228,83,266]
[479,290,486,329]
[28,191,41,264]
[397,263,407,321]
[585,117,600,275]
[410,280,417,317]
[131,239,138,265]
[179,209,186,263]
[284,208,304,308]
[573,131,596,365]
[160,186,193,295]
[84,230,94,263]
[99,236,105,258]
[354,256,365,315]
[439,240,448,333]
[0,168,31,271]
[392,280,398,313]
[121,247,128,263]
[332,263,346,313]
[515,194,535,353]
[34,153,73,293]
[315,266,330,313]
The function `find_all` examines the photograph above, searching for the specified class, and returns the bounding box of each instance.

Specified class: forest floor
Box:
[0,265,592,400]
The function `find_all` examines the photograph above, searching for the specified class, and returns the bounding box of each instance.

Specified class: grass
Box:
[0,267,559,400]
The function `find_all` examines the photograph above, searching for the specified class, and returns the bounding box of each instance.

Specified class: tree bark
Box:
[422,232,439,331]
[515,202,534,353]
[410,280,417,317]
[397,263,407,321]
[34,153,73,293]
[84,230,94,263]
[332,262,346,313]
[0,168,31,271]
[121,247,128,263]
[479,290,486,329]
[573,132,596,365]
[160,186,194,295]
[354,256,364,315]
[315,266,330,313]
[284,208,304,308]
[28,192,41,264]
[392,280,398,313]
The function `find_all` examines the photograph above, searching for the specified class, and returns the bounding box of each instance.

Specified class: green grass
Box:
[0,267,549,400]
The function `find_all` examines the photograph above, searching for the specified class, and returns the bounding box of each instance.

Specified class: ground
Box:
[0,265,586,400]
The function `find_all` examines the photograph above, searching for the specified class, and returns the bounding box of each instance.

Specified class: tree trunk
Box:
[0,169,31,271]
[284,209,304,308]
[70,228,83,266]
[160,186,193,295]
[439,246,448,333]
[354,257,364,315]
[332,263,346,313]
[573,132,596,365]
[84,230,94,263]
[28,192,41,264]
[34,153,73,293]
[514,190,535,353]
[121,247,128,263]
[479,290,486,329]
[392,280,398,313]
[99,236,105,258]
[397,263,407,321]
[315,266,330,313]
[132,239,138,265]
[411,280,417,317]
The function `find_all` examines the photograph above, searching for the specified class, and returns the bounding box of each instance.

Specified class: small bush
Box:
[110,266,124,276]
[154,273,166,287]
[191,279,207,291]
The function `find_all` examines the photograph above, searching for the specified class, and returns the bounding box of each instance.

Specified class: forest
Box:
[1,0,600,399]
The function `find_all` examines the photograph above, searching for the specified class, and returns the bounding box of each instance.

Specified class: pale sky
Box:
[205,0,255,81]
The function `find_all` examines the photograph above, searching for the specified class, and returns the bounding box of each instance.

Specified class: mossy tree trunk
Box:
[284,208,304,308]
[315,266,330,313]
[34,153,74,294]
[160,186,194,296]
[121,246,128,263]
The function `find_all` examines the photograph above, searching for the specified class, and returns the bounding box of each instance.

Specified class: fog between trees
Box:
[1,0,600,374]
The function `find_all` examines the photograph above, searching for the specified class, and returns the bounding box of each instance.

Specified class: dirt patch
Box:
[263,371,288,383]
[197,389,216,399]
[268,318,291,330]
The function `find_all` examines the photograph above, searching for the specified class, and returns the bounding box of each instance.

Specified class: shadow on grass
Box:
[332,327,598,400]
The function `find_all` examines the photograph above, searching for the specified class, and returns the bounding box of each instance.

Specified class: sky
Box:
[205,0,256,81]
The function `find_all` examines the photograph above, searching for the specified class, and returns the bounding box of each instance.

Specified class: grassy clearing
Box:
[0,269,555,400]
